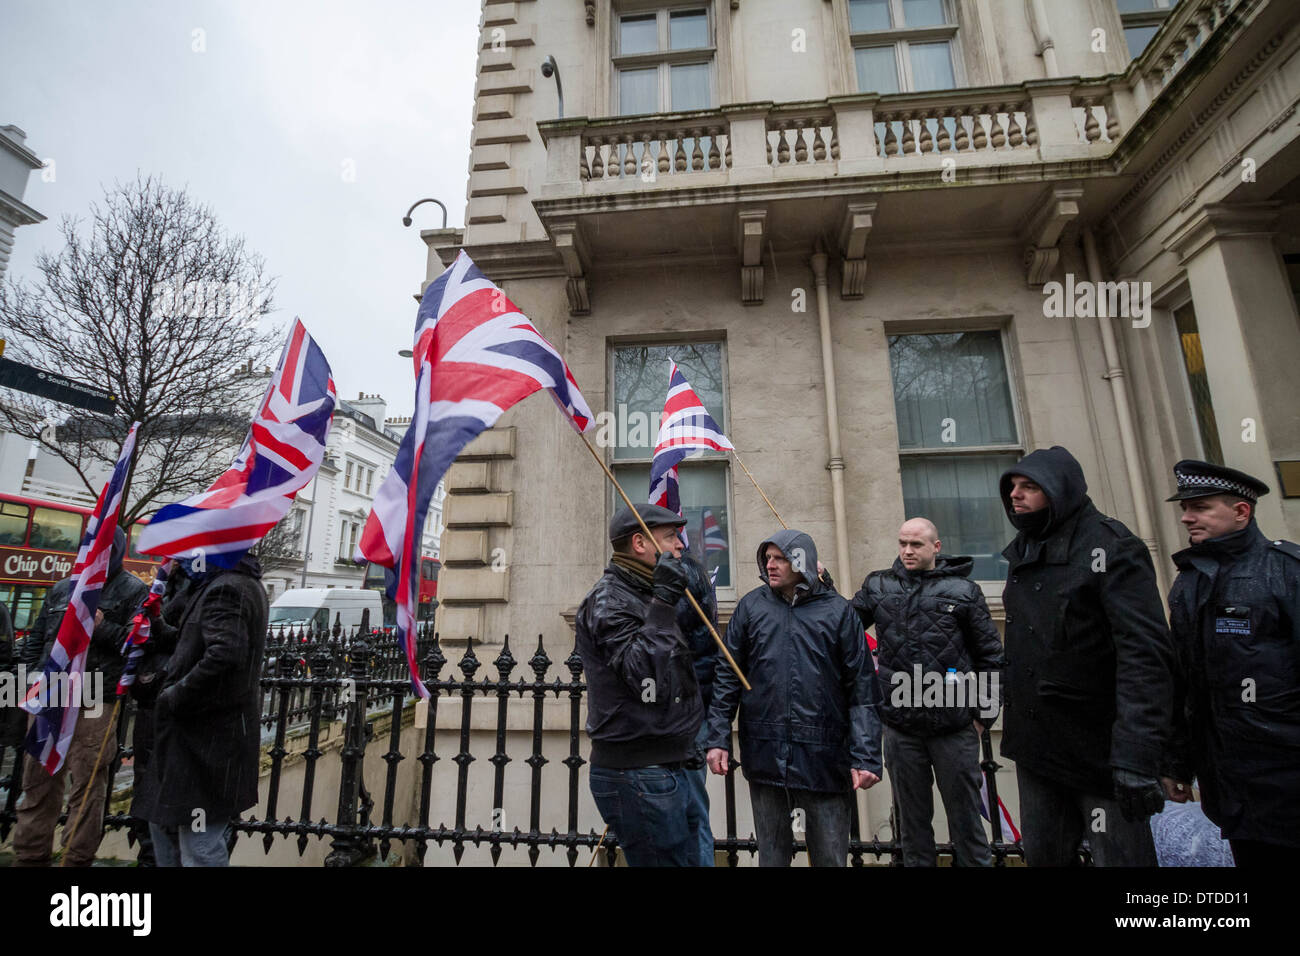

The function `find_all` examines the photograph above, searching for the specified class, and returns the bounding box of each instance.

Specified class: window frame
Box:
[607,336,737,597]
[1118,0,1177,60]
[613,3,716,116]
[846,0,964,94]
[886,324,1026,584]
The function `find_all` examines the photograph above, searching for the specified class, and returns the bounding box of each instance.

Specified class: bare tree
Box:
[0,175,282,524]
[252,508,305,570]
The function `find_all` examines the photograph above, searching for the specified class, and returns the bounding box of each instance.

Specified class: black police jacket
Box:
[998,447,1174,795]
[853,554,1003,737]
[575,561,703,769]
[705,530,882,793]
[1166,522,1300,847]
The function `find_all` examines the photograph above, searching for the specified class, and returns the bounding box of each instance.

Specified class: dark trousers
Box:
[885,724,992,867]
[1016,765,1157,866]
[748,780,851,867]
[1230,839,1290,868]
[590,764,702,867]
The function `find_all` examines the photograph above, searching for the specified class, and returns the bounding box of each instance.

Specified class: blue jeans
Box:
[590,765,702,867]
[683,723,714,866]
[149,818,232,867]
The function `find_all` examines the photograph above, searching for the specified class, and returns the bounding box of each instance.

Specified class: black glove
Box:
[652,553,688,606]
[1113,768,1165,822]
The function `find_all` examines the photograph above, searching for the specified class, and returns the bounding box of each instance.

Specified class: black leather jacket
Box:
[853,554,1003,737]
[575,560,703,769]
[22,567,148,690]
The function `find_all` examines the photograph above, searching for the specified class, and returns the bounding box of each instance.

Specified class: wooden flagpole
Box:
[579,434,750,691]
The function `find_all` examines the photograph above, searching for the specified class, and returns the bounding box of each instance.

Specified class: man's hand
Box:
[651,552,688,605]
[94,609,104,627]
[851,769,880,791]
[1113,769,1166,821]
[706,748,729,775]
[973,719,985,736]
[1161,776,1192,803]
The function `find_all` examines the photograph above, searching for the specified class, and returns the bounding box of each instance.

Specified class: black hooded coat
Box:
[998,446,1174,795]
[148,554,268,827]
[704,530,882,793]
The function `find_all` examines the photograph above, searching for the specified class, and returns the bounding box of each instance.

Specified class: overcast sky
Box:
[1,0,481,417]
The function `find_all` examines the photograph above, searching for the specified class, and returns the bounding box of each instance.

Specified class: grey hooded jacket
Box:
[704,530,882,792]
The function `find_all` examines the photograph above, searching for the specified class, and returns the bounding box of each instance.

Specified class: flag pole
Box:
[579,433,750,691]
[60,697,124,867]
[731,449,787,530]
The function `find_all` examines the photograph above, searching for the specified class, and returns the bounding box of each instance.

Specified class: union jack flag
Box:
[116,558,174,698]
[648,361,732,519]
[22,422,140,774]
[701,507,727,554]
[980,773,1022,843]
[137,318,336,568]
[357,251,594,698]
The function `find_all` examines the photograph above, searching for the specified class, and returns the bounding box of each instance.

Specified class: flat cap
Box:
[608,503,687,542]
[1166,459,1270,502]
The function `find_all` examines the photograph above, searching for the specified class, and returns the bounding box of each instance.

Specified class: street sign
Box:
[0,357,118,414]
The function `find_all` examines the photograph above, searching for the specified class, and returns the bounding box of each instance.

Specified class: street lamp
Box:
[541,55,564,119]
[402,198,447,228]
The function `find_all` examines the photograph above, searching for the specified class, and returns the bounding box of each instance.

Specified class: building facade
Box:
[0,124,44,282]
[416,0,1300,848]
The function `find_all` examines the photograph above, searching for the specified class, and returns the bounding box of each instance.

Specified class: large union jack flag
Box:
[358,250,594,698]
[137,318,337,568]
[22,422,140,773]
[648,360,732,518]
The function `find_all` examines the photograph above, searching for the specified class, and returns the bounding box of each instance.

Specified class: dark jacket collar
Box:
[1172,521,1267,571]
[1002,498,1093,567]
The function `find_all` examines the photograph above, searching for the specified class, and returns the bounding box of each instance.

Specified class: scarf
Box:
[610,552,655,586]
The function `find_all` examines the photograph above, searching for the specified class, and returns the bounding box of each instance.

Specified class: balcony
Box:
[538,80,1123,208]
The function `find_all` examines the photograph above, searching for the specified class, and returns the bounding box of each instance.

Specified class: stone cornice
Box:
[1162,201,1283,261]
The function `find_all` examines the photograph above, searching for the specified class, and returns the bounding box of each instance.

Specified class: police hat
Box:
[608,503,687,542]
[1166,459,1270,502]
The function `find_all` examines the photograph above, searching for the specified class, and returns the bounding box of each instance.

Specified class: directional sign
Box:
[0,357,117,414]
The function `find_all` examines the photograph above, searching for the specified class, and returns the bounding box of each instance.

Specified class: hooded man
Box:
[852,517,1003,867]
[998,446,1174,866]
[1161,460,1300,868]
[146,551,268,866]
[576,503,705,867]
[705,529,881,867]
[13,527,148,866]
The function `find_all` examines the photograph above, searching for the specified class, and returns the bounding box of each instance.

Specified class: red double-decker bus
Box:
[362,556,439,629]
[0,492,154,638]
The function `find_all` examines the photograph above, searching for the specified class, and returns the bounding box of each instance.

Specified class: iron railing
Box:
[1,624,1025,866]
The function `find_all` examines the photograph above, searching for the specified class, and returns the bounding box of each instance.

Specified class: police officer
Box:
[575,503,704,866]
[1161,460,1300,868]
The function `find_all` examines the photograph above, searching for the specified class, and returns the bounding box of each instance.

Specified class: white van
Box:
[269,588,383,634]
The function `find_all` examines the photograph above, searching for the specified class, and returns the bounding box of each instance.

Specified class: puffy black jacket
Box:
[147,554,268,826]
[676,551,720,711]
[998,446,1174,795]
[576,560,703,769]
[705,530,882,793]
[853,554,1003,737]
[1166,522,1300,848]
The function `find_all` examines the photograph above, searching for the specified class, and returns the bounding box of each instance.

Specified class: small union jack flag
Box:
[22,423,140,773]
[137,318,336,568]
[648,361,732,528]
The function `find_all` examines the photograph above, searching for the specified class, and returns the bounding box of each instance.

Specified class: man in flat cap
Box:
[1161,460,1300,867]
[575,503,704,866]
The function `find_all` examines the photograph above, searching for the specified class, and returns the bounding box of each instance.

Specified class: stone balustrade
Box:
[538,78,1135,198]
[1139,0,1245,96]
